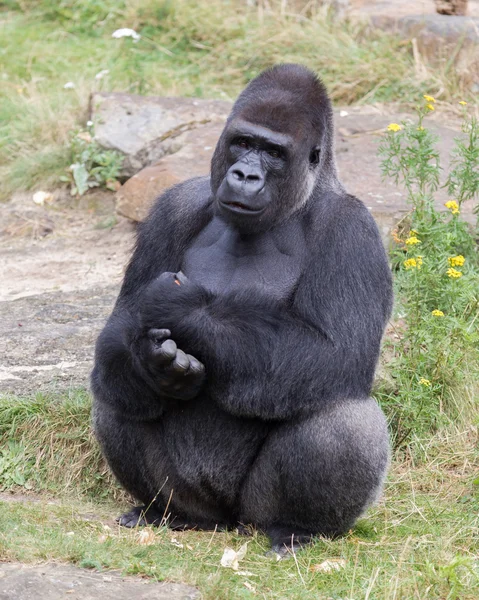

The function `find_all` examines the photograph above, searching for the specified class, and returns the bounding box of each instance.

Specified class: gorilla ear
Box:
[309,146,321,166]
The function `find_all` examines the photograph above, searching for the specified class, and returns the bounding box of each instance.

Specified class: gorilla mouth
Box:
[222,201,265,214]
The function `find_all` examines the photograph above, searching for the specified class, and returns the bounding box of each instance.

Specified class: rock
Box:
[435,0,468,15]
[90,93,231,177]
[349,1,479,88]
[116,123,223,221]
[0,563,199,600]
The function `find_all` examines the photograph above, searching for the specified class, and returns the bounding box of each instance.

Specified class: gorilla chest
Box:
[181,218,306,300]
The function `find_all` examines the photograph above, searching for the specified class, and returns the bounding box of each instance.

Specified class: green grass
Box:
[0,0,472,200]
[0,390,478,599]
[0,389,120,499]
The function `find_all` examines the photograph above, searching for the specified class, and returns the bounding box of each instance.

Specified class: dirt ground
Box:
[0,191,135,395]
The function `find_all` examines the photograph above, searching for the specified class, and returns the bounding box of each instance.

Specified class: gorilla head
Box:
[211,64,340,233]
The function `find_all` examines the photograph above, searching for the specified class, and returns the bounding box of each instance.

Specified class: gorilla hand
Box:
[154,271,193,292]
[142,328,205,401]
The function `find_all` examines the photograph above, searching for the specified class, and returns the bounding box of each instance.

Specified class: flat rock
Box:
[0,563,199,600]
[91,93,230,176]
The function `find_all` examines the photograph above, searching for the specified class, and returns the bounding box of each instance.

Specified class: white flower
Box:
[339,110,349,117]
[95,69,110,80]
[112,28,140,41]
[63,82,75,89]
[86,120,93,127]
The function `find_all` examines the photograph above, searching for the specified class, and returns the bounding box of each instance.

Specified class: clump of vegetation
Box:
[0,390,120,499]
[60,122,123,196]
[377,97,479,446]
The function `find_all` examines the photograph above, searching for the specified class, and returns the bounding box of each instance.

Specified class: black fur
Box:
[91,64,393,552]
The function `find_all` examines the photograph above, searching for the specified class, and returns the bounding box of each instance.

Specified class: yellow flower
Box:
[419,378,431,387]
[445,200,460,215]
[426,103,435,111]
[405,236,421,245]
[431,310,444,317]
[447,268,462,279]
[404,256,422,270]
[387,123,402,132]
[459,101,467,106]
[417,126,424,131]
[448,255,465,267]
[423,95,436,103]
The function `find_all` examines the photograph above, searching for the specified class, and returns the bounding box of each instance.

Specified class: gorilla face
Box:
[210,64,336,234]
[215,118,321,232]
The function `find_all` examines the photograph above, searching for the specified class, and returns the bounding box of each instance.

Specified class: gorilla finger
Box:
[175,271,189,286]
[148,328,171,345]
[168,349,190,374]
[186,354,205,374]
[153,339,177,365]
[156,271,176,284]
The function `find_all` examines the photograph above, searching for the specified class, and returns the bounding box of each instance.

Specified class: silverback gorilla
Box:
[91,64,393,554]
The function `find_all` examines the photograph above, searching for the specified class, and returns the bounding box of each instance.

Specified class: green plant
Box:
[60,122,123,196]
[445,109,479,224]
[377,97,479,445]
[0,441,33,490]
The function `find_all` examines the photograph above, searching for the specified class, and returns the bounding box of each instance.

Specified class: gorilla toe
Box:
[117,505,165,528]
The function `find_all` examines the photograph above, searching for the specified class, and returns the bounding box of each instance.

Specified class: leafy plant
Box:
[0,441,33,490]
[60,122,123,196]
[377,97,479,446]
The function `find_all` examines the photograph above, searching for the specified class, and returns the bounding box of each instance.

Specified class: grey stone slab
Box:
[91,92,231,176]
[0,563,199,600]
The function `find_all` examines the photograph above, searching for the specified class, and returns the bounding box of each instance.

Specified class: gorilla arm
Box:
[91,179,211,420]
[141,205,393,421]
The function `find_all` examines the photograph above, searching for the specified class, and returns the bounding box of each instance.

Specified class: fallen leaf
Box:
[171,537,184,548]
[243,581,256,593]
[311,558,347,573]
[98,534,108,543]
[137,529,156,546]
[220,542,248,570]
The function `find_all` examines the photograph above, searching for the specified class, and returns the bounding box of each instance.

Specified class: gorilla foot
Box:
[266,525,314,558]
[117,505,165,528]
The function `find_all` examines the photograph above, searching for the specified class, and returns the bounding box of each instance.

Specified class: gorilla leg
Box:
[93,404,238,530]
[239,397,389,553]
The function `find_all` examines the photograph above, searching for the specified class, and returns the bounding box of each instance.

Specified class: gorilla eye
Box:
[267,149,281,159]
[237,138,250,149]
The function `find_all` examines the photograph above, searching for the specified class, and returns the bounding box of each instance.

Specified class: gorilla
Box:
[91,64,393,554]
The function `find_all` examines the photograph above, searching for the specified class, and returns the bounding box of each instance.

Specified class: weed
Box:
[60,123,123,196]
[377,96,479,446]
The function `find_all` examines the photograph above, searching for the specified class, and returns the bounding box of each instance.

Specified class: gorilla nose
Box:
[227,164,265,195]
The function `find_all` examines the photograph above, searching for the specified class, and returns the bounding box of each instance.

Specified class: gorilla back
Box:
[91,64,393,553]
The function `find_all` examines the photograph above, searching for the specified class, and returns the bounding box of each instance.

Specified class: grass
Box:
[0,390,478,598]
[0,0,473,200]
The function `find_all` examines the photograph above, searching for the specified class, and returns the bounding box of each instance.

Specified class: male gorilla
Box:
[92,64,392,554]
